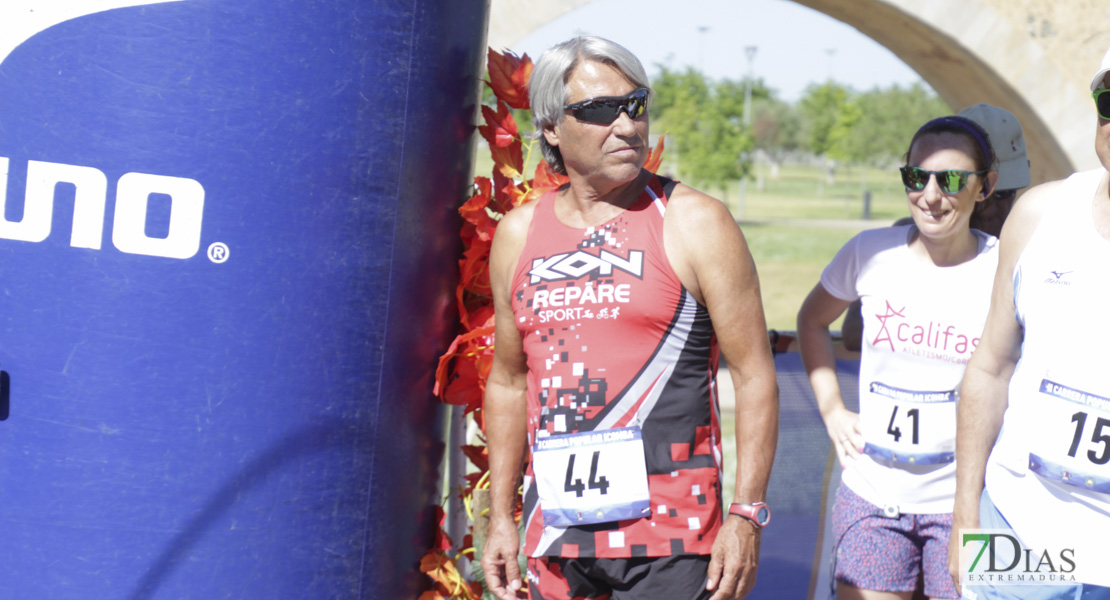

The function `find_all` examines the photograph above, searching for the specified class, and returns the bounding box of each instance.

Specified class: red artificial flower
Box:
[461,444,489,473]
[487,48,533,110]
[478,103,524,178]
[459,178,498,243]
[644,134,666,174]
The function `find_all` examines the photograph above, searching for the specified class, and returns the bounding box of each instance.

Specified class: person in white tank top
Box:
[798,115,1000,600]
[949,46,1110,599]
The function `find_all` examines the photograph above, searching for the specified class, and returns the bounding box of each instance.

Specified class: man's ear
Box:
[542,122,560,148]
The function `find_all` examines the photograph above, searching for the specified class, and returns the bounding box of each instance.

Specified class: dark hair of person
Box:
[903,116,998,173]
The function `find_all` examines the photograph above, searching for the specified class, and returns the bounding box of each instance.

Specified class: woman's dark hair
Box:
[904,116,998,173]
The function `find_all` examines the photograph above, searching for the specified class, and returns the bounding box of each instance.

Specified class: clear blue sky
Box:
[511,0,928,103]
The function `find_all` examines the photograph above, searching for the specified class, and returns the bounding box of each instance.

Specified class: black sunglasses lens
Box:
[574,102,618,124]
[572,90,648,124]
[1097,91,1110,119]
[901,167,927,191]
[626,91,647,118]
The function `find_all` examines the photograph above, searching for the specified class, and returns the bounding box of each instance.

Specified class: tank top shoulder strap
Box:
[655,174,678,197]
[526,188,560,237]
[641,174,677,219]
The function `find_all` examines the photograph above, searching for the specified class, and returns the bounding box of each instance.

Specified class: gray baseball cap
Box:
[1091,45,1110,91]
[958,103,1030,191]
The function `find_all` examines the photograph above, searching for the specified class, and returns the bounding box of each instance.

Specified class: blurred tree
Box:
[650,66,753,189]
[643,67,948,186]
[751,97,803,158]
[829,83,948,166]
[650,65,710,125]
[797,81,851,156]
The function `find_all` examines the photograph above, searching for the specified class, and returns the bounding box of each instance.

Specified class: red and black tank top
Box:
[511,175,723,558]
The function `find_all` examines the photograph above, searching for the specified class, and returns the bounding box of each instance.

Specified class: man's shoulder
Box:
[1012,168,1105,218]
[489,197,545,281]
[662,183,734,229]
[996,171,1104,262]
[494,197,541,244]
[1002,177,1070,243]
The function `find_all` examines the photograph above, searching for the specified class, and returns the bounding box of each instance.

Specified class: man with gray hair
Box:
[480,36,778,600]
[949,46,1110,598]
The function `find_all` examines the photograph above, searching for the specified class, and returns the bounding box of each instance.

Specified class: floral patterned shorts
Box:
[832,483,958,599]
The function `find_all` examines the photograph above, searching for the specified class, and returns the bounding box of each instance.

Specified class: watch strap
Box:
[728,501,771,528]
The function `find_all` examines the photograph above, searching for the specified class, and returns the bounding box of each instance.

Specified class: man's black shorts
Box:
[527,554,712,600]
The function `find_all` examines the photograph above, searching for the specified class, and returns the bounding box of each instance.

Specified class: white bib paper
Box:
[1028,378,1110,495]
[861,381,956,465]
[532,426,651,527]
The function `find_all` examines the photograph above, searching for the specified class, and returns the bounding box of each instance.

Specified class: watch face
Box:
[757,507,770,524]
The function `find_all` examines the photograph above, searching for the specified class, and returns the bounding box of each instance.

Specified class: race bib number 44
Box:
[532,426,651,527]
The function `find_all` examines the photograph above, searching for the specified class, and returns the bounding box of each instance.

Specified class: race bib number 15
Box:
[532,426,651,527]
[1029,378,1110,495]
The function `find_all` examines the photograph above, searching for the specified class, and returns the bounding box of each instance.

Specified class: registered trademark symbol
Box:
[208,242,229,264]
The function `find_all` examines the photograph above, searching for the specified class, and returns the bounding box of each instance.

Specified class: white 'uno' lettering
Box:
[113,172,204,259]
[0,157,205,259]
[0,159,108,247]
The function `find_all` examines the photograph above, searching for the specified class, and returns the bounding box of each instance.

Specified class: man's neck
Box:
[555,169,651,228]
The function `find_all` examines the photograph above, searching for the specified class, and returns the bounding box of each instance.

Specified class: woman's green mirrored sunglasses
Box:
[899,166,988,194]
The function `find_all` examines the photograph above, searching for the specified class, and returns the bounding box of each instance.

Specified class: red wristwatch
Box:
[728,502,771,528]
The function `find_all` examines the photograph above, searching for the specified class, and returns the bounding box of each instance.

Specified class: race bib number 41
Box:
[861,381,956,465]
[532,426,651,527]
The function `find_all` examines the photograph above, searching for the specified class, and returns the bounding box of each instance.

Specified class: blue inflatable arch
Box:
[0,1,487,597]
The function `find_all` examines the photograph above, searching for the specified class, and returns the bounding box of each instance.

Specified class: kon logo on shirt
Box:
[529,249,643,284]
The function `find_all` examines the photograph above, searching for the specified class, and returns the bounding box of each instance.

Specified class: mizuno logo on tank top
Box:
[1045,269,1073,285]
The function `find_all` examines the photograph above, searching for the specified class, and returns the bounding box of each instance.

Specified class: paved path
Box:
[737,217,891,230]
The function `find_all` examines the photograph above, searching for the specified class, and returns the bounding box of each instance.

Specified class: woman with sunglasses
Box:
[797,116,1000,600]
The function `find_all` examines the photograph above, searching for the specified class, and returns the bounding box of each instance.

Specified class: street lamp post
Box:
[739,45,757,220]
[743,45,757,126]
[697,26,710,72]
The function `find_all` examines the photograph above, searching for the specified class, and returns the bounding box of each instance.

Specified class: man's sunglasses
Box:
[899,166,988,194]
[564,88,650,125]
[1094,89,1110,120]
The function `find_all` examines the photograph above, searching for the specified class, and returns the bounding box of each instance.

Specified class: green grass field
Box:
[730,165,910,330]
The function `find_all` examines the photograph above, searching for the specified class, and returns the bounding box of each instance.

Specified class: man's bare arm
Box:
[480,206,533,600]
[948,181,1055,590]
[797,284,859,463]
[665,184,779,600]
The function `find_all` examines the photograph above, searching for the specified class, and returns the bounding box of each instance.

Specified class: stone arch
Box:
[490,0,1110,184]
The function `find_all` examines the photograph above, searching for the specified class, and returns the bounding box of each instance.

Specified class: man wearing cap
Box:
[958,103,1032,237]
[949,48,1110,598]
[480,36,779,600]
